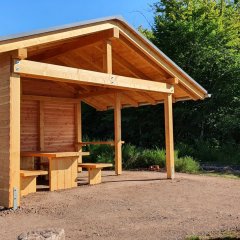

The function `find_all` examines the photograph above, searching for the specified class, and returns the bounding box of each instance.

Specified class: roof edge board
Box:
[0,15,124,42]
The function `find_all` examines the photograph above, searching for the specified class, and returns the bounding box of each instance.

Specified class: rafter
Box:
[137,92,157,105]
[120,93,138,107]
[118,35,169,78]
[55,82,78,95]
[82,98,107,111]
[79,89,122,99]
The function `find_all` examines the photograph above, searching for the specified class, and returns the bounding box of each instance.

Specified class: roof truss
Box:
[13,60,174,94]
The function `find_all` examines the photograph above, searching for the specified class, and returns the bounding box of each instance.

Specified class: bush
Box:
[122,144,140,169]
[175,156,200,173]
[134,148,166,169]
[84,143,114,164]
[83,140,201,173]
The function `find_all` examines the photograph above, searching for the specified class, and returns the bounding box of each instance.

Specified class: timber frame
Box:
[0,16,208,208]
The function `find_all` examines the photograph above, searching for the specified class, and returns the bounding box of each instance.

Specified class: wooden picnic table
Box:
[21,151,90,191]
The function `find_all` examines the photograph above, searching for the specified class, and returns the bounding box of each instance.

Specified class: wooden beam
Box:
[164,94,175,179]
[0,53,21,208]
[114,93,122,175]
[95,45,150,79]
[11,48,28,60]
[0,23,115,53]
[14,60,174,94]
[75,102,83,172]
[103,40,113,74]
[31,28,119,61]
[168,77,179,85]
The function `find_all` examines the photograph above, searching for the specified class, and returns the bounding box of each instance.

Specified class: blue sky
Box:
[0,0,156,37]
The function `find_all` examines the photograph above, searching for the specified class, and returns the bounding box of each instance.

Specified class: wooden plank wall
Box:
[20,101,75,152]
[44,102,75,152]
[21,100,39,151]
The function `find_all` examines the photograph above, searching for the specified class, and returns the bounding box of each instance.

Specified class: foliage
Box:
[81,0,240,166]
[175,156,200,173]
[84,142,200,173]
[148,0,240,157]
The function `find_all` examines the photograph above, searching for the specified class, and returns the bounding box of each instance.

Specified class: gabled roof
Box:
[0,16,209,108]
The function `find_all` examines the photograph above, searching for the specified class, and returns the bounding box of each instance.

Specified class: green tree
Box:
[143,0,240,150]
[83,0,240,165]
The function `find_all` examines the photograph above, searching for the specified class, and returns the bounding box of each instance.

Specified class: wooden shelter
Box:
[0,16,208,208]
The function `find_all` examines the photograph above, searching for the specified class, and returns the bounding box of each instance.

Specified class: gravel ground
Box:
[0,171,239,240]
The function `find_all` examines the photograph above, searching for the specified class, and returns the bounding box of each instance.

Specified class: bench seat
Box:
[78,163,113,185]
[20,170,48,196]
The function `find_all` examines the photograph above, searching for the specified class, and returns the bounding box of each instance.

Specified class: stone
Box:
[17,228,65,240]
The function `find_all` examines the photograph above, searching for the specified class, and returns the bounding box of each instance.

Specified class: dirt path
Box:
[0,171,239,240]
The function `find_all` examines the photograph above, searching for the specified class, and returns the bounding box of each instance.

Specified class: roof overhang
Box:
[0,16,208,104]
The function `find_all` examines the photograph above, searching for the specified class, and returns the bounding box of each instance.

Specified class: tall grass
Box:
[83,141,200,173]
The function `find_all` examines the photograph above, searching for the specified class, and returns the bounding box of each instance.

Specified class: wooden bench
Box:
[20,170,48,196]
[78,163,113,185]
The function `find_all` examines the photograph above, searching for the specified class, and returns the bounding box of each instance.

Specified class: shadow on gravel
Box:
[77,177,168,186]
[102,178,169,184]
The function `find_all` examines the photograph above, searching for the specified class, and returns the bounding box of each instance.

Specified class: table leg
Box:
[49,157,78,191]
[88,168,102,185]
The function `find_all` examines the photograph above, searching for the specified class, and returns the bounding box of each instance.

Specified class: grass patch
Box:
[186,230,240,239]
[200,172,240,180]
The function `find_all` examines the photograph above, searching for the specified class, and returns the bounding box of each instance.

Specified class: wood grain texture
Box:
[114,93,122,175]
[49,156,78,191]
[164,94,175,179]
[0,53,20,208]
[21,100,39,151]
[44,102,75,152]
[20,176,36,197]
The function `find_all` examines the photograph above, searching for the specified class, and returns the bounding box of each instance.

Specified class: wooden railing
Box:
[76,141,125,147]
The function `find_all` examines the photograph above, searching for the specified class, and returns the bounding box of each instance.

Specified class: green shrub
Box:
[122,144,140,169]
[175,156,200,173]
[135,148,166,169]
[83,139,201,173]
[84,142,114,163]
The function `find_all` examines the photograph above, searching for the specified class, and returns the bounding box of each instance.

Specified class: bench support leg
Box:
[21,176,37,197]
[88,168,102,185]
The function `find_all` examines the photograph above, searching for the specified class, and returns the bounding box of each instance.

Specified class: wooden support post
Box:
[0,53,21,208]
[164,94,175,179]
[75,102,83,172]
[103,40,112,74]
[114,93,122,175]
